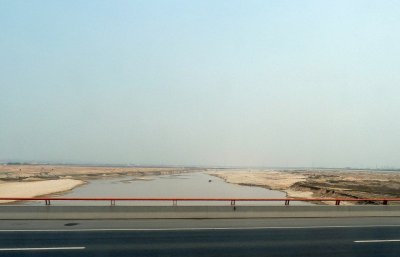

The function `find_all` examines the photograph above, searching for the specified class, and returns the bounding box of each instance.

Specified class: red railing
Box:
[1,197,400,206]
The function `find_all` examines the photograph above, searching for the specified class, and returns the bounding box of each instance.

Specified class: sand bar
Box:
[0,179,84,203]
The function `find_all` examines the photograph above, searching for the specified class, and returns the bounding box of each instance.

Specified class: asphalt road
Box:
[0,218,399,257]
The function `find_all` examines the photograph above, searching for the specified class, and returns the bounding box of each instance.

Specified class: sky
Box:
[1,0,400,168]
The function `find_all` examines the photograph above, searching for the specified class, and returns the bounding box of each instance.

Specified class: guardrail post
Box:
[45,200,51,206]
[110,200,115,206]
[230,200,236,206]
[173,200,177,206]
[335,200,341,206]
[285,200,290,206]
[383,200,388,205]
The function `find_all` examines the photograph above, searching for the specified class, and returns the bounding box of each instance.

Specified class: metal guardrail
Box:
[1,197,400,206]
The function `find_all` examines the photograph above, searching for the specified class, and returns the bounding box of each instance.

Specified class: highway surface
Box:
[0,218,399,257]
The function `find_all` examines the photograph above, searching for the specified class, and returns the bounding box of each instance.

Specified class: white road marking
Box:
[0,247,85,251]
[354,239,400,243]
[0,224,400,232]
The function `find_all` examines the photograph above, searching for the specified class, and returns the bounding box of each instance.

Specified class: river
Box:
[25,172,311,206]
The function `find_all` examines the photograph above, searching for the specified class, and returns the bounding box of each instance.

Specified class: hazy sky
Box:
[1,1,400,167]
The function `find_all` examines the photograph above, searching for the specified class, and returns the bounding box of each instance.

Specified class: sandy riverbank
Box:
[0,179,84,203]
[0,164,195,203]
[208,170,312,198]
[0,165,193,181]
[209,169,400,204]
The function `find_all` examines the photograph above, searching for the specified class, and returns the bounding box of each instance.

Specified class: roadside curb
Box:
[1,205,400,219]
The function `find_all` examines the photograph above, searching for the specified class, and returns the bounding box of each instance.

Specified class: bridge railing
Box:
[1,197,400,206]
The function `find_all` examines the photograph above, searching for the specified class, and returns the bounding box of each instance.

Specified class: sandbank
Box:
[0,179,84,203]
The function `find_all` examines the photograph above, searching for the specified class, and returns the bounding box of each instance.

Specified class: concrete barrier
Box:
[1,205,400,219]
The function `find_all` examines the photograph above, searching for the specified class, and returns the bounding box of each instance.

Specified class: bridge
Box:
[0,197,400,219]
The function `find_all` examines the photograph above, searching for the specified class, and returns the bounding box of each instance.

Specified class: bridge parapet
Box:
[1,197,399,206]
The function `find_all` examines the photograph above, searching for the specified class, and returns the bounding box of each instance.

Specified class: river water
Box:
[25,172,310,206]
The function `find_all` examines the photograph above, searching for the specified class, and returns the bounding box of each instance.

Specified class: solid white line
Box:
[0,224,400,232]
[0,247,85,251]
[354,239,400,243]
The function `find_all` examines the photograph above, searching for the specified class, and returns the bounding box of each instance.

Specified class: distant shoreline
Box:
[0,164,197,182]
[1,162,399,172]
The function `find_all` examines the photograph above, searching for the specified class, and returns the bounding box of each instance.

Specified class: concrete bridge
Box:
[1,197,400,219]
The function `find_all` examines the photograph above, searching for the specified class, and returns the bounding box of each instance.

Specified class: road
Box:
[0,218,399,257]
